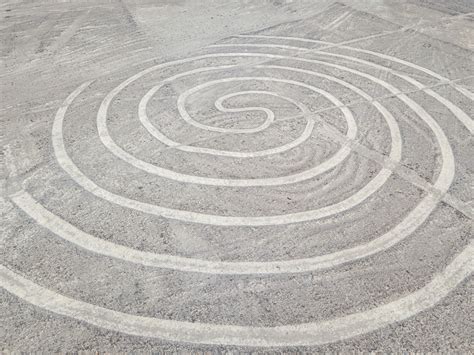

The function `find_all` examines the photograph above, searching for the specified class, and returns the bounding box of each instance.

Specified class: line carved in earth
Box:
[5,189,445,274]
[1,241,472,346]
[140,81,315,158]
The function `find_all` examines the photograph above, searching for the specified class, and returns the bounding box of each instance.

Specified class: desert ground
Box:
[1,0,473,352]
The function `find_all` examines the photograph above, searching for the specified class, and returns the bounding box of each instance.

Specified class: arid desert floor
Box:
[1,0,473,352]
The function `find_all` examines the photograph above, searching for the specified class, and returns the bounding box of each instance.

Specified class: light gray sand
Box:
[1,0,473,352]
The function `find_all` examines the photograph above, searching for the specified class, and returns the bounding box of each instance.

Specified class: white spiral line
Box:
[56,53,404,226]
[103,71,359,186]
[140,80,316,158]
[1,242,472,346]
[178,80,277,134]
[9,45,463,275]
[3,37,472,346]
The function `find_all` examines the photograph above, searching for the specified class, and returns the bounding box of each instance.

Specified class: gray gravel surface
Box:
[1,0,473,352]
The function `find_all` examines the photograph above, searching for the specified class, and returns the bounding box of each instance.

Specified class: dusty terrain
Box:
[1,0,473,352]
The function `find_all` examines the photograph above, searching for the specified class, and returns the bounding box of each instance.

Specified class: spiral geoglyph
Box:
[2,31,473,347]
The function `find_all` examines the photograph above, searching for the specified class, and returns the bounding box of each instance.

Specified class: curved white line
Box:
[7,189,440,274]
[143,88,313,158]
[1,240,472,345]
[100,74,358,186]
[179,87,276,134]
[213,90,315,156]
[140,74,316,158]
[233,35,474,133]
[215,42,309,51]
